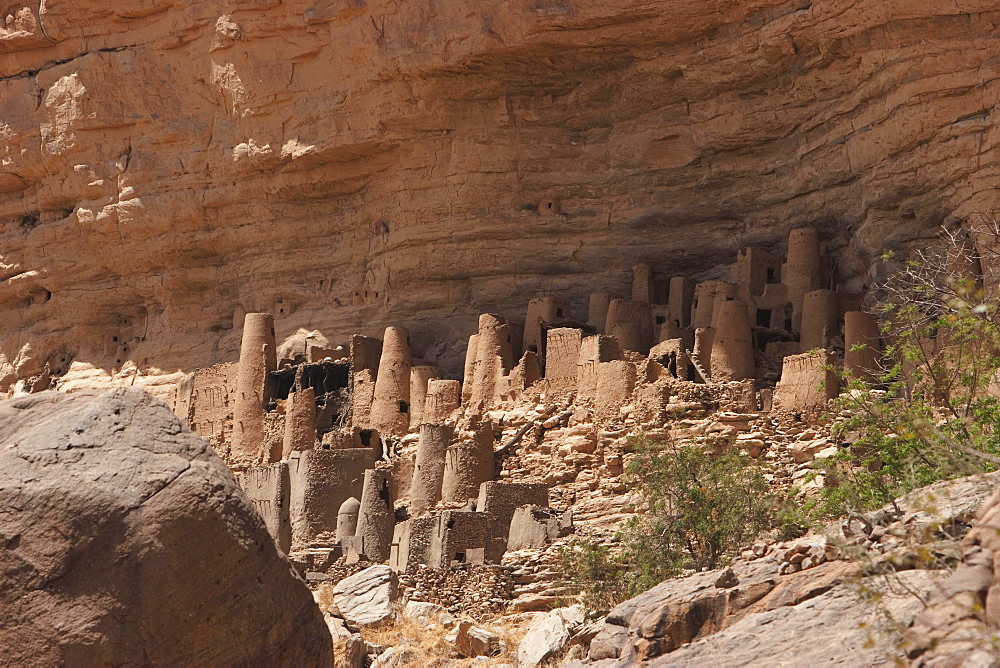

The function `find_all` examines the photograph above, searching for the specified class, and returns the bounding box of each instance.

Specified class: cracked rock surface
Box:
[0,387,332,666]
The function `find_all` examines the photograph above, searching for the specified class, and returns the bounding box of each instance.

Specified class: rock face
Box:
[0,388,332,665]
[904,483,1000,665]
[3,1,1000,398]
[582,539,935,665]
[645,570,942,667]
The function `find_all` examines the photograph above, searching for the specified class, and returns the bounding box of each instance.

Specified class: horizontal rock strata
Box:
[3,1,1000,400]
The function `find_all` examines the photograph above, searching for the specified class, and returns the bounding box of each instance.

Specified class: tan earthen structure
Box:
[800,289,840,352]
[605,298,653,354]
[693,327,715,378]
[844,311,882,380]
[709,299,755,381]
[410,423,454,513]
[692,281,737,329]
[238,462,292,554]
[632,262,653,303]
[281,387,316,460]
[336,496,360,544]
[502,351,542,401]
[442,421,495,505]
[784,227,823,333]
[356,468,394,562]
[370,326,412,436]
[523,297,570,357]
[409,363,440,428]
[187,362,237,452]
[587,293,613,334]
[470,314,513,408]
[774,349,839,413]
[462,334,479,405]
[577,335,623,402]
[544,328,583,395]
[232,313,277,467]
[423,379,461,424]
[668,277,696,328]
[289,448,375,549]
[350,334,382,429]
[596,360,637,419]
[735,247,783,303]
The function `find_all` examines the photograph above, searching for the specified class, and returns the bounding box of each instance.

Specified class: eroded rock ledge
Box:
[3,0,1000,397]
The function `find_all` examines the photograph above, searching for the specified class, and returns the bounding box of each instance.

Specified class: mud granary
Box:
[185,226,886,575]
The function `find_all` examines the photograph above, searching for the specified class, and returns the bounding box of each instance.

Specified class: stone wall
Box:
[288,448,376,549]
[238,462,292,553]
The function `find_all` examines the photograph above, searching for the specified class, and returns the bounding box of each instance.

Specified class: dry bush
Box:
[356,603,537,666]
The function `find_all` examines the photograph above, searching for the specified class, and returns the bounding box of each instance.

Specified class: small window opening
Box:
[655,315,666,325]
[454,551,465,562]
[756,309,771,327]
[766,268,777,283]
[398,401,409,414]
[556,308,564,317]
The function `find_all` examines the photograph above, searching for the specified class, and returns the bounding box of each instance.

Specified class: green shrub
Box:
[557,541,629,611]
[560,435,806,609]
[821,230,1000,515]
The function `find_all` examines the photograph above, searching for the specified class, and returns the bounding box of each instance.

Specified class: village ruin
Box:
[171,225,885,604]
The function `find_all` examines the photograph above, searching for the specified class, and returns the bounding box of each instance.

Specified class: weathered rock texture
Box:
[0,388,332,665]
[3,0,1000,398]
[904,482,1000,665]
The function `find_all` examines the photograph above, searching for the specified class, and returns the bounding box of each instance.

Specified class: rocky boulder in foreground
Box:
[0,389,332,665]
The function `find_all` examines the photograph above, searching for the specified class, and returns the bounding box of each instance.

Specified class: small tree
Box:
[560,434,802,608]
[620,437,773,578]
[823,223,1000,514]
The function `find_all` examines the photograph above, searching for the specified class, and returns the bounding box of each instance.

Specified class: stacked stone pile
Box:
[398,564,515,617]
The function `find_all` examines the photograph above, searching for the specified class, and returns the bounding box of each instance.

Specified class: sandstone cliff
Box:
[2,0,999,399]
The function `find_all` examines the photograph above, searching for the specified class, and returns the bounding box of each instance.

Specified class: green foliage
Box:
[620,437,773,578]
[821,230,1000,515]
[560,435,806,609]
[557,541,629,611]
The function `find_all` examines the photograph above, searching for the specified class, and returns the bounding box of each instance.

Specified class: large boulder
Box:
[332,565,399,627]
[0,389,333,665]
[455,620,502,658]
[519,610,572,666]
